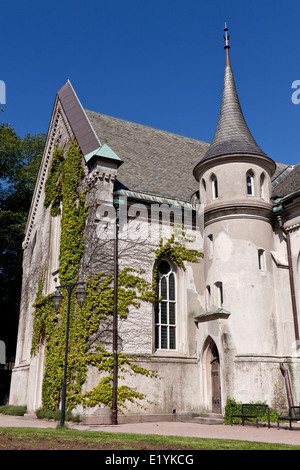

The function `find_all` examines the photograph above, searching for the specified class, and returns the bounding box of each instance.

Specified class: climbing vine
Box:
[34,139,89,410]
[152,232,204,286]
[32,139,203,413]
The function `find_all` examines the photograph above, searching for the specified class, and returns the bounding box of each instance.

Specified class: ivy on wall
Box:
[152,232,204,285]
[31,139,203,413]
[33,139,89,410]
[44,140,87,283]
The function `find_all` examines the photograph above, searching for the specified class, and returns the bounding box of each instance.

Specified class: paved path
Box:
[0,414,300,447]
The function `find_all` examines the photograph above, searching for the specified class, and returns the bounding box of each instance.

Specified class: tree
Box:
[0,123,46,361]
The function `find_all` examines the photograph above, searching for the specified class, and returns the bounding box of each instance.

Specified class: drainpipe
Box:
[280,363,295,417]
[276,211,300,348]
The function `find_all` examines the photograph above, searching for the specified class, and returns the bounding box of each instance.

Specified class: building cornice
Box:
[204,199,274,227]
[22,97,74,249]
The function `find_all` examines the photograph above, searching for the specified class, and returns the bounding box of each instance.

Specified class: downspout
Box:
[275,207,297,417]
[280,363,295,417]
[276,209,300,348]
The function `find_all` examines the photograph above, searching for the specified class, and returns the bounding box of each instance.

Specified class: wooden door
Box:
[211,356,221,413]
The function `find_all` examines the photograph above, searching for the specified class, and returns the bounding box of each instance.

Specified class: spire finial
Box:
[223,21,230,48]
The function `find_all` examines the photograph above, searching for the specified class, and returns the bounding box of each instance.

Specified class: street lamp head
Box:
[76,284,87,308]
[52,288,63,311]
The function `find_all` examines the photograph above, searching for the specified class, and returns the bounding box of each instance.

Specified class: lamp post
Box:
[52,281,87,427]
[112,195,119,425]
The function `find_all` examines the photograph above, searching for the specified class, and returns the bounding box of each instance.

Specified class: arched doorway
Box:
[210,344,221,413]
[202,337,221,413]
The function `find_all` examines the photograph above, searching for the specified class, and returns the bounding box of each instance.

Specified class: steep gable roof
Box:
[56,81,298,203]
[85,109,209,202]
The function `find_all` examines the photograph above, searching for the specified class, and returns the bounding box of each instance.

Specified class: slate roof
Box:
[57,81,298,205]
[272,163,300,199]
[85,109,299,203]
[85,109,209,202]
[200,48,269,163]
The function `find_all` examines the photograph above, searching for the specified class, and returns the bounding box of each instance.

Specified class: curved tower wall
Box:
[192,28,295,409]
[199,156,277,353]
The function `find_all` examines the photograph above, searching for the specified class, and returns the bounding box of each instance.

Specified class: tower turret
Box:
[195,25,280,410]
[194,23,276,211]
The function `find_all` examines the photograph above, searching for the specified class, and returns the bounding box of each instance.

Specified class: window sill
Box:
[152,350,194,359]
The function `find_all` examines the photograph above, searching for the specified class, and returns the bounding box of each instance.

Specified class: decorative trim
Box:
[87,170,116,188]
[22,98,73,249]
[286,223,300,232]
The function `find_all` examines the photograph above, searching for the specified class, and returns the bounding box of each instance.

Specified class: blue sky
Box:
[1,0,300,165]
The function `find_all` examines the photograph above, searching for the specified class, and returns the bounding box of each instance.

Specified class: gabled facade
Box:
[9,31,300,423]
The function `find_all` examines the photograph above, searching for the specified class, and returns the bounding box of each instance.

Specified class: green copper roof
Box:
[84,143,123,164]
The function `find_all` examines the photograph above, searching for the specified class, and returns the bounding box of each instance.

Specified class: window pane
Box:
[161,277,167,299]
[247,174,253,195]
[159,260,171,275]
[169,302,176,324]
[155,304,159,323]
[217,283,223,307]
[169,273,175,300]
[214,178,218,198]
[155,325,159,349]
[161,326,168,349]
[169,327,176,349]
[212,176,218,199]
[161,301,167,324]
[258,250,264,270]
[258,251,262,270]
[155,261,177,351]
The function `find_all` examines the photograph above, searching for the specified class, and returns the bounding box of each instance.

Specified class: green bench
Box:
[230,403,270,428]
[277,406,300,430]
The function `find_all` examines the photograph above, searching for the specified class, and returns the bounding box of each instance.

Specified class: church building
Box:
[9,27,300,424]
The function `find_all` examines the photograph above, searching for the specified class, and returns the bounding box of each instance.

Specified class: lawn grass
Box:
[0,426,299,450]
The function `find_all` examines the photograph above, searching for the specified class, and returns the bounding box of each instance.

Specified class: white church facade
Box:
[9,30,300,423]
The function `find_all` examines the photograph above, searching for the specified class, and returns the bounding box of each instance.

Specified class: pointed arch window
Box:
[215,282,224,308]
[211,174,218,200]
[258,249,265,271]
[260,172,265,199]
[246,170,254,196]
[206,285,211,311]
[155,260,176,350]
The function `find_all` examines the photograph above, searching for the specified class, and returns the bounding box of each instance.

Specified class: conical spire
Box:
[201,23,267,163]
